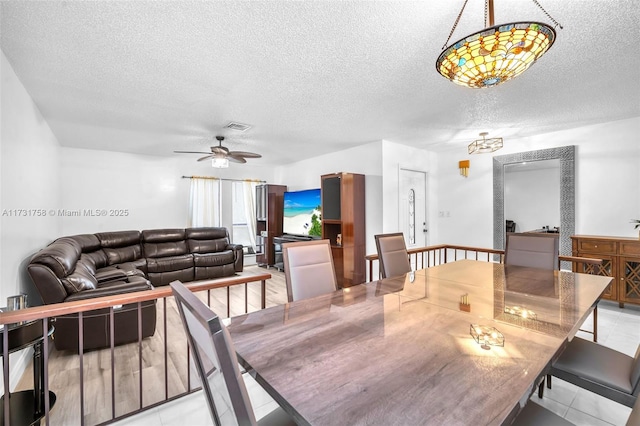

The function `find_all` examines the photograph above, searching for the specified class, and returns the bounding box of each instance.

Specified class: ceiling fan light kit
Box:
[211,155,229,168]
[436,0,561,89]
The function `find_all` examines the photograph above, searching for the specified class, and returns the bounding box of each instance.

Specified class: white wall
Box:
[58,149,278,236]
[0,50,62,390]
[1,52,61,301]
[436,117,640,249]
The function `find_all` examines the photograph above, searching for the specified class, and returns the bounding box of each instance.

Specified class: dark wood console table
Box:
[0,319,55,426]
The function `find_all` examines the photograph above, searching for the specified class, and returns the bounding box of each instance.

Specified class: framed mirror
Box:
[493,146,575,256]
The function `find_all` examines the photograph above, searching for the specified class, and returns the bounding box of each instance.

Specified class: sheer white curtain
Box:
[242,181,258,252]
[189,178,221,227]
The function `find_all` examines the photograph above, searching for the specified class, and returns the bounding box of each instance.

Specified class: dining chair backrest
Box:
[627,391,640,426]
[170,280,257,426]
[631,345,640,393]
[282,239,338,302]
[505,232,559,270]
[374,233,411,279]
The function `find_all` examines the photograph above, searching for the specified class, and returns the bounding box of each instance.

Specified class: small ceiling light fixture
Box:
[468,132,503,154]
[436,0,562,89]
[211,154,229,168]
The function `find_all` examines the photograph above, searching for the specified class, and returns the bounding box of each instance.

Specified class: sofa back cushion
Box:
[96,231,143,265]
[68,234,109,269]
[142,229,188,258]
[185,227,230,254]
[61,259,98,293]
[30,237,82,278]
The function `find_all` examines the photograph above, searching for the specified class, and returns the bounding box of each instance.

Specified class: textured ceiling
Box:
[2,1,639,166]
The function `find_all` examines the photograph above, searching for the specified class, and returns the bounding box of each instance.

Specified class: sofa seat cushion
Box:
[146,254,194,273]
[94,266,128,283]
[194,263,235,280]
[193,251,235,267]
[64,276,152,302]
[115,259,148,274]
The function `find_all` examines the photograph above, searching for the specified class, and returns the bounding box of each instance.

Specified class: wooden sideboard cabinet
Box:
[572,235,640,307]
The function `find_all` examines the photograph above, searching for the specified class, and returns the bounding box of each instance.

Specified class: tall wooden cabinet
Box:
[572,235,640,307]
[255,184,287,267]
[321,173,366,288]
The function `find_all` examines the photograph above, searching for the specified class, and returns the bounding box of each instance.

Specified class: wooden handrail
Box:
[0,273,270,325]
[366,244,604,281]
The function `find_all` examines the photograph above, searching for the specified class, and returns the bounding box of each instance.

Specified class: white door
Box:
[399,169,428,256]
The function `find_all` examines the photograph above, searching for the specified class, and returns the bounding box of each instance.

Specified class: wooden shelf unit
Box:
[572,235,640,307]
[321,172,365,288]
[255,184,287,267]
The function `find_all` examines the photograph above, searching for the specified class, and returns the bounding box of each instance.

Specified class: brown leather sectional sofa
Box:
[27,227,243,352]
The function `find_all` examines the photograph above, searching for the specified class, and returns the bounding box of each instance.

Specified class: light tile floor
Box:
[114,300,639,426]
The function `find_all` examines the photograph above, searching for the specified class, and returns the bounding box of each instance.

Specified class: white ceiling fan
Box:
[174,136,261,168]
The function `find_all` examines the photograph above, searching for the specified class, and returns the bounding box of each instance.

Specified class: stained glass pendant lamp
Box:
[436,0,561,88]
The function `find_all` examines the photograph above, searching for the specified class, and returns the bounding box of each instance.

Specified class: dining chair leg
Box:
[547,374,552,389]
[538,377,545,398]
[593,305,598,342]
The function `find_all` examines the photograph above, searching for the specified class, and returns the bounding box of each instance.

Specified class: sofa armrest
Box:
[227,244,244,272]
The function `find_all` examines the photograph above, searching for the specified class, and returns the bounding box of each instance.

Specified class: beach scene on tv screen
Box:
[283,189,321,237]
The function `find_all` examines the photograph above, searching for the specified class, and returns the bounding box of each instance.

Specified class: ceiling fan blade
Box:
[197,155,215,162]
[228,151,262,159]
[227,155,247,164]
[212,146,229,154]
[174,150,212,155]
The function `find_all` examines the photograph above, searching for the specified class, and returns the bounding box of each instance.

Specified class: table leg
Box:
[261,279,266,309]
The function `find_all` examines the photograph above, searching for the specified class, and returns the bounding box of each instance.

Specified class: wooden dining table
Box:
[227,260,612,426]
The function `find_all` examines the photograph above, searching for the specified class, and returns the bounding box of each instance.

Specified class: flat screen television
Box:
[282,188,322,238]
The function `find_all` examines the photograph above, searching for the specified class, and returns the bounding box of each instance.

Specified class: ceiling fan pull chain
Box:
[531,0,563,29]
[442,0,471,50]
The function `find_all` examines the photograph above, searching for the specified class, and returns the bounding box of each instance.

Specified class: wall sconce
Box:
[459,160,469,177]
[470,324,504,350]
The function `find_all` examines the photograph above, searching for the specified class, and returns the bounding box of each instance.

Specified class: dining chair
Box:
[541,337,640,408]
[282,239,338,302]
[170,280,296,426]
[374,232,411,279]
[504,232,559,270]
[505,233,600,342]
[627,392,640,426]
[512,401,574,426]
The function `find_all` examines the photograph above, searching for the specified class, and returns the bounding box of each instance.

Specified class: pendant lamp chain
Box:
[532,0,563,29]
[442,0,563,49]
[442,0,471,50]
